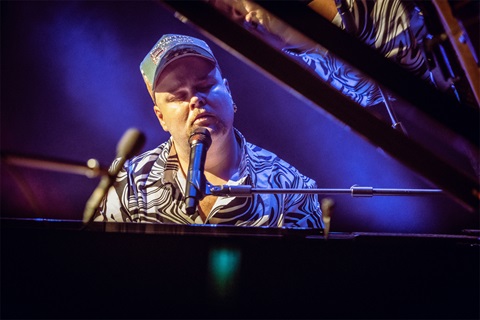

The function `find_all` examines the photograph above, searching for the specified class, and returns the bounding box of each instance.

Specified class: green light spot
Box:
[208,247,241,299]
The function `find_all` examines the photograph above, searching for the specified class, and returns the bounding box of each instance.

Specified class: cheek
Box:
[164,105,190,125]
[210,87,233,108]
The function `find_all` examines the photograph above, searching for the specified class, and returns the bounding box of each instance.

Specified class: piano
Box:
[2,218,479,319]
[1,1,479,318]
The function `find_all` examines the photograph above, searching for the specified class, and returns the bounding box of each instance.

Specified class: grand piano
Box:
[1,1,479,318]
[2,218,479,319]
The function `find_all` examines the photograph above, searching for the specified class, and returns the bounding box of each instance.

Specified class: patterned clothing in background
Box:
[95,129,323,228]
[286,0,431,107]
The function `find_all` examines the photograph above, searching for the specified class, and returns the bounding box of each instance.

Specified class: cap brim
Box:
[153,48,217,90]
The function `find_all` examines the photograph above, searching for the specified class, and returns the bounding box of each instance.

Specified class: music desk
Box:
[1,219,478,319]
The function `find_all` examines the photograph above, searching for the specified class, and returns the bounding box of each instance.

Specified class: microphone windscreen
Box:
[189,127,212,149]
[116,128,146,159]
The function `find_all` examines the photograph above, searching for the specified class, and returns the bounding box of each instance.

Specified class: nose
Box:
[189,93,206,109]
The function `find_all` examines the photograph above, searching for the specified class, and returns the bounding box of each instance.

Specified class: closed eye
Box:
[196,82,215,93]
[166,91,188,102]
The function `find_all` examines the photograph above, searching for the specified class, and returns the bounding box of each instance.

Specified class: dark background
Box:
[1,0,478,234]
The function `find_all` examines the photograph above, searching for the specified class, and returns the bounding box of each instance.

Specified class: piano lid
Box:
[159,0,479,212]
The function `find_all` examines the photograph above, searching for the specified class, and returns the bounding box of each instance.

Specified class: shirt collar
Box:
[162,137,179,185]
[158,128,252,186]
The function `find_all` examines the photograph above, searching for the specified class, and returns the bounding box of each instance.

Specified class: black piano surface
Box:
[1,218,479,319]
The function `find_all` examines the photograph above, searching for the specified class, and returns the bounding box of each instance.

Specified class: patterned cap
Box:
[140,34,218,102]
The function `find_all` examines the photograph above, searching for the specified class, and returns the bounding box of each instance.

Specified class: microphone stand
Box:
[1,152,110,220]
[208,184,443,197]
[1,152,108,178]
[208,184,442,239]
[2,128,146,226]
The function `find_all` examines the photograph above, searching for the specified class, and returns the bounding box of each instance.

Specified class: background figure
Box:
[212,0,433,108]
[209,0,479,180]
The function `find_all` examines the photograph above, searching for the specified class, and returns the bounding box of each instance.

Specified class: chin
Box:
[193,122,229,136]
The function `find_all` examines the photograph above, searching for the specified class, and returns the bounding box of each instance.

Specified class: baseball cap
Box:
[140,34,218,102]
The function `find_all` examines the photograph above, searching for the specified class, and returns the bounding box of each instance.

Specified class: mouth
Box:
[193,113,216,125]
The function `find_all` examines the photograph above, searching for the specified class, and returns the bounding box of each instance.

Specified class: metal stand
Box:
[1,152,107,178]
[378,86,408,135]
[208,184,442,197]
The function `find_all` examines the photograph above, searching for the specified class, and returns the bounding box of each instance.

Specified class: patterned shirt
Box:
[286,0,431,107]
[95,129,323,228]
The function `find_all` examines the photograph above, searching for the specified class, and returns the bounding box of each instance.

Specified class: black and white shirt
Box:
[95,129,323,228]
[286,0,431,107]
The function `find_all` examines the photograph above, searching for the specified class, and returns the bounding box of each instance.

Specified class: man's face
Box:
[153,56,235,151]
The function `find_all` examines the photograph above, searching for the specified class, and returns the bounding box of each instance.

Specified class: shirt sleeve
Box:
[273,161,324,229]
[94,159,133,223]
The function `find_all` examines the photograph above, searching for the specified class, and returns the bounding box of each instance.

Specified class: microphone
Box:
[82,128,146,224]
[185,127,212,215]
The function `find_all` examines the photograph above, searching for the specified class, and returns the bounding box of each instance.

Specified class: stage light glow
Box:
[208,247,241,300]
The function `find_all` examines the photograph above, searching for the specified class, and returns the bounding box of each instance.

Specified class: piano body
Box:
[1,1,479,318]
[2,219,479,319]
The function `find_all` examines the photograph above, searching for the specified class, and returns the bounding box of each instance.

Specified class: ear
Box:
[223,78,233,102]
[153,105,168,132]
[223,78,231,94]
